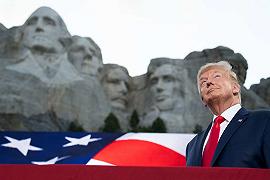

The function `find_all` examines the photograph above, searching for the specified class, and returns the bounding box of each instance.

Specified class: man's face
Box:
[199,67,240,105]
[149,64,179,111]
[103,68,129,110]
[22,7,64,53]
[68,38,102,75]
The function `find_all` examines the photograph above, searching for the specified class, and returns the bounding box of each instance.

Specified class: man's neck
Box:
[208,98,240,115]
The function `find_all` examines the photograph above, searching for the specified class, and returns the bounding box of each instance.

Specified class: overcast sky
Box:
[1,0,270,88]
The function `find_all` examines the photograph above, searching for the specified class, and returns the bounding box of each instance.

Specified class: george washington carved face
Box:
[22,7,69,53]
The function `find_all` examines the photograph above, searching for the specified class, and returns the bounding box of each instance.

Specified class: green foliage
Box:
[68,121,85,132]
[102,113,121,132]
[129,110,140,129]
[193,124,203,134]
[151,117,167,133]
[131,116,167,133]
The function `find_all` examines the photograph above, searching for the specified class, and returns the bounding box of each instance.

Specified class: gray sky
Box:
[1,0,270,88]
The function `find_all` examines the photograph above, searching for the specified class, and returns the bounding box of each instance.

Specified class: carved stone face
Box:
[103,68,129,110]
[22,7,65,53]
[149,64,180,111]
[68,37,102,75]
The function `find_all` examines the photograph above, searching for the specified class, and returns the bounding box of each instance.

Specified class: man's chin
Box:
[204,96,220,105]
[111,101,126,110]
[156,101,174,111]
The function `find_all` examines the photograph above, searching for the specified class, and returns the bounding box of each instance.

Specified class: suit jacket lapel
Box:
[211,107,249,166]
[194,123,212,165]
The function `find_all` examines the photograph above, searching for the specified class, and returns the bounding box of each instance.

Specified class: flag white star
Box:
[63,134,102,147]
[1,136,43,156]
[32,156,68,165]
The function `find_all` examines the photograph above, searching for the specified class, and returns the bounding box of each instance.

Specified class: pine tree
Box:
[151,117,167,133]
[102,113,121,132]
[68,121,85,132]
[129,110,140,131]
[193,124,202,134]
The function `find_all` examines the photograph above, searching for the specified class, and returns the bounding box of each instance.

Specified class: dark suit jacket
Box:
[186,107,270,168]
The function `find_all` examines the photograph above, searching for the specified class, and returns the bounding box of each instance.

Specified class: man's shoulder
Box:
[188,130,206,145]
[247,108,270,116]
[244,108,270,123]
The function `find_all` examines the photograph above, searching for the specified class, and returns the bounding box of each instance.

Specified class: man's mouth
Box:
[112,97,127,105]
[156,95,169,101]
[32,35,51,42]
[207,88,218,94]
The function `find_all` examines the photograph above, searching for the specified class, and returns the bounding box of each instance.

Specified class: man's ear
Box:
[201,96,207,107]
[232,82,241,95]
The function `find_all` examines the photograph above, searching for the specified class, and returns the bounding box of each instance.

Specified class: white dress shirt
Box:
[202,104,242,154]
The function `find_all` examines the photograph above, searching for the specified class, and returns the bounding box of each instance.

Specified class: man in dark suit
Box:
[186,61,270,168]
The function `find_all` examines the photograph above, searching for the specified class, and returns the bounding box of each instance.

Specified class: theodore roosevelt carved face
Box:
[101,64,130,110]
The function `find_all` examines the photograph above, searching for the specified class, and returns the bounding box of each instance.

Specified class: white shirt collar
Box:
[213,104,241,122]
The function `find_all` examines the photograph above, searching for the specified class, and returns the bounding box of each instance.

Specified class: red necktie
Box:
[202,116,225,167]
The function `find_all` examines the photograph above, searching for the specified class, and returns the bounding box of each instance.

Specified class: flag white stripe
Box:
[87,159,115,166]
[116,133,195,155]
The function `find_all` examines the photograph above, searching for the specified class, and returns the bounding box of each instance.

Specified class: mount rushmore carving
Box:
[0,7,269,133]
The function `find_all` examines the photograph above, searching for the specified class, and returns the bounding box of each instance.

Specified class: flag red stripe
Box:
[94,139,186,166]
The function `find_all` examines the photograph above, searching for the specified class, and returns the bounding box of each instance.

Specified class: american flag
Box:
[0,131,194,166]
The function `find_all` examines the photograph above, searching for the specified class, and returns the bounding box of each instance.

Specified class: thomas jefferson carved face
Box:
[22,7,67,53]
[149,64,180,111]
[68,37,102,75]
[102,67,129,110]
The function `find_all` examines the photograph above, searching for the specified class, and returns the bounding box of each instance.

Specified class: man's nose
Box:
[84,54,92,61]
[206,79,213,88]
[85,48,92,56]
[156,80,165,92]
[35,20,44,32]
[119,81,128,95]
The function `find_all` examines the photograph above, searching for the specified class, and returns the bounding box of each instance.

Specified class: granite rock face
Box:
[100,64,132,132]
[0,7,110,131]
[184,46,248,84]
[0,6,269,133]
[250,78,270,106]
[184,46,269,110]
[0,23,7,31]
[133,58,210,133]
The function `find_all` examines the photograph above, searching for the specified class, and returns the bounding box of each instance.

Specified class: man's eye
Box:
[108,79,119,84]
[44,17,56,26]
[70,46,81,52]
[150,78,158,85]
[214,74,221,78]
[78,47,85,53]
[163,75,174,82]
[26,17,37,26]
[200,80,206,86]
